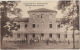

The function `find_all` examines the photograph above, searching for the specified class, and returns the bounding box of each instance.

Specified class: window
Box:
[25,24,27,28]
[32,24,35,28]
[57,34,60,39]
[24,34,27,39]
[41,14,43,18]
[57,24,60,28]
[17,25,20,28]
[49,33,52,38]
[17,34,20,37]
[32,33,35,38]
[64,34,67,38]
[41,33,44,37]
[49,24,52,28]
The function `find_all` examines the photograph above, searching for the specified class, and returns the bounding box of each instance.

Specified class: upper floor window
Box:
[41,33,44,37]
[25,24,27,28]
[57,24,60,28]
[32,24,35,28]
[49,33,52,38]
[49,24,52,28]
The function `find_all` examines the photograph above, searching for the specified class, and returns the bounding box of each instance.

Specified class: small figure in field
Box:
[30,38,33,45]
[68,40,70,45]
[46,39,49,45]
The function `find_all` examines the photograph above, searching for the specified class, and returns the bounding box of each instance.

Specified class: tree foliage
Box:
[57,0,79,30]
[57,1,71,11]
[61,16,70,24]
[0,1,21,37]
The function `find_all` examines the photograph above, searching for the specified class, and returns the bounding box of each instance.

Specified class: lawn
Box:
[1,41,79,49]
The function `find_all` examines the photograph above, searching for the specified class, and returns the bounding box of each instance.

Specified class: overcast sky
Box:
[9,1,64,18]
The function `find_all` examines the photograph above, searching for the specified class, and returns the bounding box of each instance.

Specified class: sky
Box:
[9,1,64,18]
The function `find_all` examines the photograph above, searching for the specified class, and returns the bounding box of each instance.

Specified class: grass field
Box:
[1,41,79,49]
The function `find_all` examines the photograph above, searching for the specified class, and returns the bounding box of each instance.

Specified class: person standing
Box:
[46,39,49,45]
[68,40,70,45]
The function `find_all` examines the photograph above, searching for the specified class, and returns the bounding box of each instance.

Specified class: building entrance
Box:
[40,33,44,40]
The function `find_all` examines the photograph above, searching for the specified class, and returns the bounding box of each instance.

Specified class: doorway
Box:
[40,33,44,40]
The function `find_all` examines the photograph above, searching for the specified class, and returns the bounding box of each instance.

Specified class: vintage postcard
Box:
[0,0,79,49]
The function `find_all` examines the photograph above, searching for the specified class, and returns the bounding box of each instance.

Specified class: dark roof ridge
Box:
[28,8,57,12]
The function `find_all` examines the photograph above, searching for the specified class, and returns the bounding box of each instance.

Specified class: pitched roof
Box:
[28,8,57,12]
[10,17,29,22]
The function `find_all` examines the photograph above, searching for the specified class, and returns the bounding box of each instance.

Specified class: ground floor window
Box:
[24,34,27,39]
[32,33,35,38]
[49,33,52,38]
[17,33,20,37]
[32,24,35,28]
[57,33,60,39]
[41,33,44,37]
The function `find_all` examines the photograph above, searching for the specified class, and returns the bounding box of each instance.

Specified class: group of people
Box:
[15,37,70,45]
[28,37,39,45]
[46,38,70,45]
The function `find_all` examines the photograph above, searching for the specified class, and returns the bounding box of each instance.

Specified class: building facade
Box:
[26,8,57,41]
[3,8,79,42]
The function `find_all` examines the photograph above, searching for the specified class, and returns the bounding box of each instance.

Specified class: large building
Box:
[27,8,57,41]
[3,8,79,42]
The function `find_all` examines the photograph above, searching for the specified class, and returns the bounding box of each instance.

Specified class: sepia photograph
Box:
[0,0,79,49]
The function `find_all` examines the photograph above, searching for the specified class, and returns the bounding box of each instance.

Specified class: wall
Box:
[28,12,57,34]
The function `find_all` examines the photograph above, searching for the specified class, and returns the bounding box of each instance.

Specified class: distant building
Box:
[3,8,79,42]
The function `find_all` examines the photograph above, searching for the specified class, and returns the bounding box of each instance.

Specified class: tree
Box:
[0,1,21,48]
[57,0,79,49]
[57,0,79,30]
[61,16,70,25]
